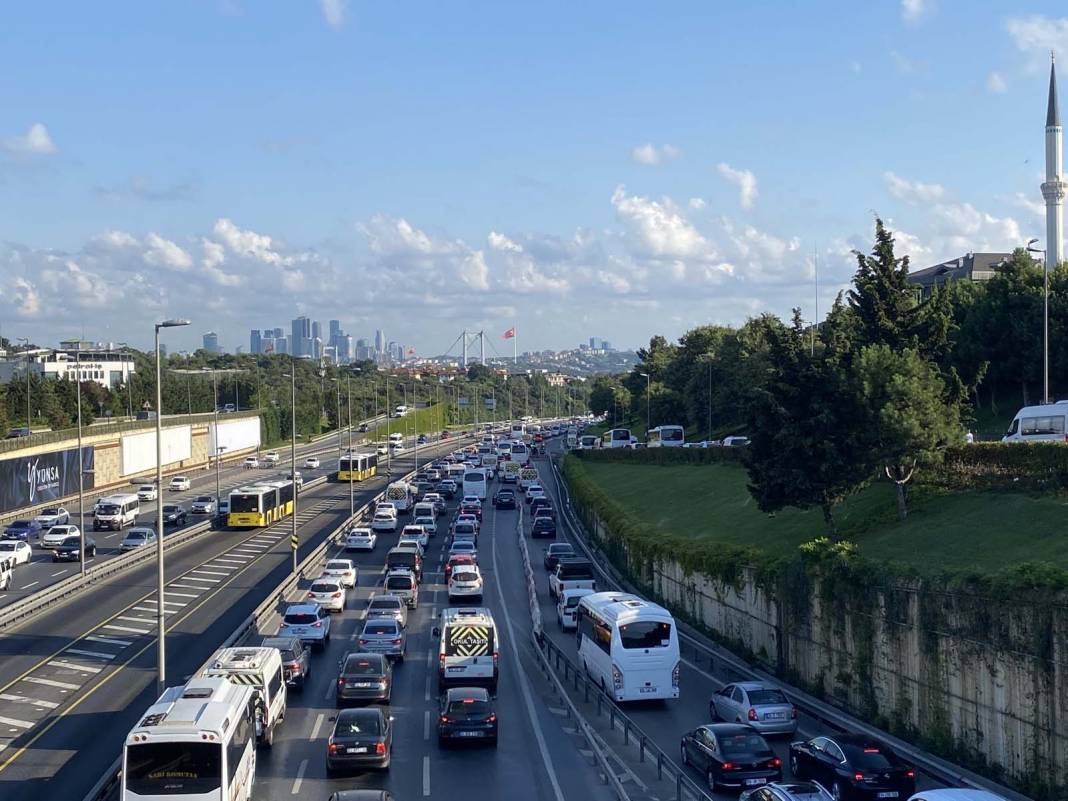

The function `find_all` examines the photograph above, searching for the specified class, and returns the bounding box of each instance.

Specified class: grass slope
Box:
[580,461,1068,573]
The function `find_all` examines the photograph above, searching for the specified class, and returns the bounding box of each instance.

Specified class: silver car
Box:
[278,602,332,650]
[356,617,406,660]
[366,593,408,628]
[121,527,157,552]
[710,681,797,735]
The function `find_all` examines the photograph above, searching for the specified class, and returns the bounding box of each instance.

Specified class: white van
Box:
[510,423,525,441]
[93,493,140,531]
[1002,402,1068,443]
[435,607,499,692]
[386,480,414,514]
[198,646,287,747]
[463,468,488,500]
[388,431,404,445]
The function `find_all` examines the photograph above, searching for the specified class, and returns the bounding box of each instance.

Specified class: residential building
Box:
[0,342,137,390]
[906,252,1013,299]
[203,331,220,353]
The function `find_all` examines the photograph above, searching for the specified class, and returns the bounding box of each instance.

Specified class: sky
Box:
[0,0,1065,355]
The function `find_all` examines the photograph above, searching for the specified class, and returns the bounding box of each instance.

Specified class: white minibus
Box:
[601,428,633,449]
[463,468,488,500]
[576,592,680,703]
[1002,402,1068,443]
[647,425,685,447]
[94,493,140,531]
[386,481,414,514]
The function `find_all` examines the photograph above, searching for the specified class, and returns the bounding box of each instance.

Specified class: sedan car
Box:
[262,635,311,690]
[161,504,187,526]
[543,542,575,571]
[437,479,457,499]
[278,602,331,650]
[356,617,406,660]
[4,520,41,541]
[326,707,392,775]
[321,559,358,588]
[526,486,546,504]
[52,534,96,562]
[168,476,191,491]
[438,687,498,747]
[448,565,483,602]
[371,512,398,533]
[190,495,216,515]
[681,724,782,792]
[42,524,81,548]
[413,516,437,538]
[445,553,477,581]
[137,484,159,501]
[345,528,377,551]
[120,527,157,551]
[739,781,834,801]
[263,451,280,464]
[400,525,429,548]
[243,456,260,468]
[493,489,517,509]
[307,578,347,613]
[789,735,915,801]
[34,506,70,528]
[531,517,557,539]
[336,652,393,706]
[365,593,408,628]
[711,682,797,735]
[304,456,320,469]
[0,540,32,566]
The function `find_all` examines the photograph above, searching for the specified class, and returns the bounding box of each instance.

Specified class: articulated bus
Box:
[337,452,378,482]
[122,677,257,801]
[228,480,295,528]
[647,425,685,447]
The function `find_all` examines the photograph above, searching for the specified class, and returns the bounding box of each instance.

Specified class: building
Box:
[291,316,311,357]
[601,340,613,351]
[329,320,341,343]
[250,329,262,354]
[271,327,284,340]
[311,321,322,354]
[261,335,276,354]
[375,329,386,354]
[339,334,354,362]
[907,252,1013,298]
[589,337,601,350]
[0,342,137,390]
[274,337,288,355]
[203,331,220,353]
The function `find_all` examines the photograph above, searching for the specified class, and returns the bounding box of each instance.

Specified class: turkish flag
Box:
[503,327,515,339]
[406,346,416,355]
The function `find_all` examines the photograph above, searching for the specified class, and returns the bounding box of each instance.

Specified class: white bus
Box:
[122,677,257,801]
[510,422,525,441]
[575,592,680,703]
[463,468,488,500]
[578,435,599,450]
[647,425,685,447]
[510,441,529,461]
[601,428,633,449]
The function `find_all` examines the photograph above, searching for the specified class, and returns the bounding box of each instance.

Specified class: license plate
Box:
[766,712,786,720]
[355,682,373,688]
[877,794,898,799]
[349,746,368,754]
[447,666,465,672]
[639,686,658,694]
[456,731,483,737]
[744,779,767,787]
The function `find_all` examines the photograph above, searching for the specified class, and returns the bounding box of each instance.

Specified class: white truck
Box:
[548,558,597,601]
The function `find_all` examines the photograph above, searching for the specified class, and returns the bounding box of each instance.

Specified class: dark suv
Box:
[262,635,311,691]
[161,504,187,526]
[531,516,557,539]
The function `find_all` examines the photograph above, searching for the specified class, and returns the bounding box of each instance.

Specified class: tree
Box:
[848,218,918,352]
[588,375,621,417]
[853,345,963,519]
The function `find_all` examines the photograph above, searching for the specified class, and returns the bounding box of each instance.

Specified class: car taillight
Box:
[279,621,287,628]
[612,665,622,690]
[307,592,315,598]
[770,758,782,768]
[439,715,450,724]
[328,742,338,754]
[375,742,386,755]
[791,706,797,719]
[493,651,499,668]
[439,654,446,671]
[312,621,322,628]
[487,714,496,723]
[748,707,758,721]
[854,773,864,782]
[722,762,735,770]
[332,592,342,598]
[337,678,345,686]
[287,662,300,671]
[671,662,680,688]
[391,638,401,645]
[906,770,915,779]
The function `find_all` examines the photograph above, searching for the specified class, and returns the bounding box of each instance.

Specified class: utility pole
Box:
[290,360,298,575]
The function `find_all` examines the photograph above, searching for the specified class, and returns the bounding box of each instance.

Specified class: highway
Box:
[0,436,466,801]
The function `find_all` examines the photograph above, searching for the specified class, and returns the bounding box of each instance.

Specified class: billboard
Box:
[209,418,260,456]
[0,446,95,515]
[484,398,497,410]
[121,426,192,476]
[458,397,470,407]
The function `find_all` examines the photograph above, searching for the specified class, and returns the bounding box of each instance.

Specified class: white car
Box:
[287,471,304,488]
[320,559,357,588]
[557,587,595,631]
[243,456,260,468]
[303,456,320,469]
[413,516,437,538]
[168,476,191,491]
[371,512,398,533]
[391,442,405,453]
[461,495,483,509]
[397,537,425,556]
[263,451,280,464]
[448,565,484,601]
[42,525,81,548]
[375,502,398,517]
[344,527,376,551]
[0,540,32,566]
[400,525,429,548]
[447,540,477,558]
[34,506,70,528]
[721,436,750,448]
[376,444,389,456]
[136,485,158,501]
[306,577,346,612]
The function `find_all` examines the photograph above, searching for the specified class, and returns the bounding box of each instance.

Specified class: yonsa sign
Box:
[0,446,95,514]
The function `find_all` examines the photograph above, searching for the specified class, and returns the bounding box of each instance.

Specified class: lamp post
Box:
[1027,238,1051,403]
[284,361,298,574]
[116,342,134,418]
[75,348,85,572]
[707,358,713,444]
[17,338,32,431]
[385,376,391,477]
[154,317,190,695]
[639,372,650,440]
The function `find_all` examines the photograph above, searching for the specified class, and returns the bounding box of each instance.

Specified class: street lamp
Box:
[639,372,651,440]
[283,362,298,574]
[1027,238,1050,404]
[154,317,190,695]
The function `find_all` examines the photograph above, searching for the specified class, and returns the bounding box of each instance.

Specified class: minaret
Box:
[1042,53,1065,266]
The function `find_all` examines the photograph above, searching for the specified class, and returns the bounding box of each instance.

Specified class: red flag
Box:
[503,327,515,339]
[406,346,416,355]
[264,343,274,353]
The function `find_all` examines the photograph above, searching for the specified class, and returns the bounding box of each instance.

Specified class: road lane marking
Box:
[49,570,65,577]
[85,635,131,647]
[291,758,307,794]
[191,569,228,577]
[22,677,78,690]
[424,709,430,740]
[212,559,247,566]
[164,591,199,598]
[184,576,220,584]
[309,712,324,741]
[19,582,38,590]
[65,648,116,660]
[47,660,102,673]
[0,716,33,730]
[168,584,203,591]
[0,694,57,710]
[116,615,154,625]
[103,623,151,634]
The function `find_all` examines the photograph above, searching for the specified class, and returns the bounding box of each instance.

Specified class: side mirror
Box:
[328,716,337,722]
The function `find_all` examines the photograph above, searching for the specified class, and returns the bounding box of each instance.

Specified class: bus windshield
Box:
[661,427,684,442]
[611,429,631,441]
[125,741,222,796]
[230,494,261,513]
[619,620,672,649]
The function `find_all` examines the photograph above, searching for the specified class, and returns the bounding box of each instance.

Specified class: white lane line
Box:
[184,576,220,584]
[309,712,324,741]
[291,758,307,795]
[23,677,79,690]
[86,635,132,647]
[168,584,204,591]
[489,511,566,801]
[0,715,33,730]
[103,623,151,634]
[47,660,102,673]
[164,590,199,598]
[19,582,38,590]
[191,569,228,577]
[50,570,66,577]
[65,648,116,660]
[230,549,261,555]
[212,559,247,566]
[132,606,158,613]
[423,709,430,740]
[424,674,431,702]
[422,755,430,796]
[116,615,154,625]
[0,693,58,709]
[323,681,335,702]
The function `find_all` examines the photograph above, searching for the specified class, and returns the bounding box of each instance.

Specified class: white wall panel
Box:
[209,417,261,456]
[121,425,192,476]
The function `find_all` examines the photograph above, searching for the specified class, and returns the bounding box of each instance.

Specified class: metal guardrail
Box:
[545,454,1032,801]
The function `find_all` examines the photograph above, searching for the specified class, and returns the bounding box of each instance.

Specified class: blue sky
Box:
[0,1,1064,354]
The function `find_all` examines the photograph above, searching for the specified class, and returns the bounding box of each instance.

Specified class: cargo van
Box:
[385,481,414,514]
[519,467,539,492]
[198,646,287,747]
[385,547,422,579]
[93,493,140,531]
[1002,402,1068,443]
[502,460,521,484]
[434,607,499,692]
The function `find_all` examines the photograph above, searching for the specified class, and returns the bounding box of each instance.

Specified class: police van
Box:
[434,607,499,693]
[197,646,287,747]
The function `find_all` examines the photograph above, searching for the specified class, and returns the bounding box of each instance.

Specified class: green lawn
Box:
[579,461,1068,573]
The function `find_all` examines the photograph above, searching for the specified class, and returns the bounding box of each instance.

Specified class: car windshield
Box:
[326,561,350,570]
[126,532,146,541]
[284,612,317,625]
[195,496,212,503]
[369,598,401,611]
[455,524,475,535]
[97,506,119,515]
[344,657,384,675]
[364,622,397,635]
[385,576,413,590]
[163,506,179,513]
[335,712,381,735]
[748,688,789,705]
[718,732,773,758]
[619,621,672,649]
[42,508,60,515]
[844,745,900,770]
[446,698,492,715]
[310,583,338,593]
[453,571,478,582]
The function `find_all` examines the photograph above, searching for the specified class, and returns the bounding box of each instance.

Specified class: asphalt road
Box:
[250,469,617,801]
[0,438,462,801]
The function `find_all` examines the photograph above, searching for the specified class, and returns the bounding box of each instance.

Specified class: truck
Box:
[548,557,597,601]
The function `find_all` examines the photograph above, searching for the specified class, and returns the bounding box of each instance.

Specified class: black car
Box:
[493,489,517,509]
[329,792,394,801]
[788,734,915,801]
[262,635,311,690]
[161,504,187,526]
[531,517,557,539]
[543,543,575,571]
[52,535,96,562]
[336,652,393,706]
[326,707,393,775]
[530,497,552,515]
[460,503,482,521]
[681,724,782,792]
[437,686,498,747]
[532,504,554,521]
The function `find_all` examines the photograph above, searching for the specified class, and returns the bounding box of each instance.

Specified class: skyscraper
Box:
[271,327,284,340]
[375,329,385,354]
[329,320,341,343]
[291,316,311,357]
[312,320,322,347]
[275,337,288,355]
[250,329,262,354]
[203,331,220,353]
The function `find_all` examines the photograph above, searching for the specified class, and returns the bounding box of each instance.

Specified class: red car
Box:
[445,553,477,580]
[440,431,451,440]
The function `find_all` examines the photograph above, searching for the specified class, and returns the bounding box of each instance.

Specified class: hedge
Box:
[573,446,746,467]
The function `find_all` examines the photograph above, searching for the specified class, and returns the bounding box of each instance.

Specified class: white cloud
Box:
[716,163,758,210]
[1012,192,1045,219]
[611,185,717,263]
[986,71,1007,93]
[688,197,706,210]
[631,143,682,166]
[901,0,929,24]
[10,277,41,316]
[3,122,57,156]
[143,233,193,271]
[884,171,945,204]
[1006,16,1068,70]
[319,0,347,29]
[213,218,285,265]
[488,231,523,252]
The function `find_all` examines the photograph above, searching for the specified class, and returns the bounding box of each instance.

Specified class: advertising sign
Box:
[458,397,470,407]
[0,446,95,515]
[484,398,497,409]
